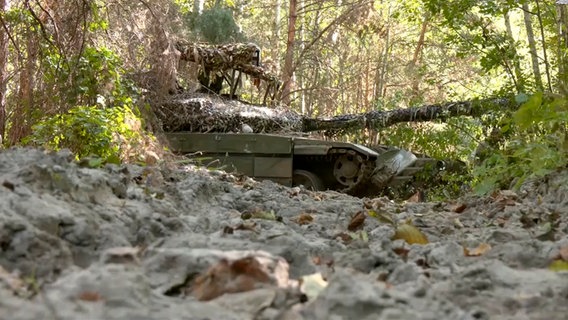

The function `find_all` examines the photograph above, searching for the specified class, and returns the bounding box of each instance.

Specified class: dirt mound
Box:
[1,148,567,319]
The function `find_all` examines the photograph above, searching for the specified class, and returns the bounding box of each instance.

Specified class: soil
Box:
[1,147,567,320]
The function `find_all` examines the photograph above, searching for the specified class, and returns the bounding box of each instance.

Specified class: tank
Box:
[164,132,440,197]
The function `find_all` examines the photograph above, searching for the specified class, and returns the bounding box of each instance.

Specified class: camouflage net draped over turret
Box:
[157,93,515,135]
[156,93,303,133]
[175,41,280,83]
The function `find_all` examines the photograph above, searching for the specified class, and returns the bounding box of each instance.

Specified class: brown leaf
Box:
[464,243,492,257]
[406,190,425,202]
[392,247,410,260]
[191,257,272,301]
[334,232,353,244]
[78,291,104,302]
[495,217,508,227]
[0,266,24,293]
[452,203,467,213]
[392,223,428,245]
[347,211,366,231]
[557,246,568,261]
[292,213,314,225]
[235,222,257,232]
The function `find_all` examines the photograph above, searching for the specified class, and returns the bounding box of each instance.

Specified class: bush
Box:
[473,93,568,193]
[24,105,145,162]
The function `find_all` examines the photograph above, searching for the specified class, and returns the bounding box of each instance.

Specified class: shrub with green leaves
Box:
[24,105,143,162]
[473,93,568,194]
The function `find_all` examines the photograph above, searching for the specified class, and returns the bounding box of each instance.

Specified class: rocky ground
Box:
[1,147,567,320]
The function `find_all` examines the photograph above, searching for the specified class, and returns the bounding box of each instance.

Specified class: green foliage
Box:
[473,93,568,194]
[186,6,244,44]
[26,45,149,162]
[43,46,138,108]
[24,105,143,161]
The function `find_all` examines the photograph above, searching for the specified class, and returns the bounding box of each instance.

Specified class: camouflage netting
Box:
[156,93,303,133]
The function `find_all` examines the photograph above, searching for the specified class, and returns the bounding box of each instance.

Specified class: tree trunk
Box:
[194,0,204,15]
[557,1,568,93]
[0,0,9,146]
[523,3,543,90]
[504,10,525,92]
[282,0,297,106]
[534,0,552,92]
[410,13,429,100]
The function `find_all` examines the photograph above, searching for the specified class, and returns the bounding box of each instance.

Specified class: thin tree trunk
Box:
[410,14,428,98]
[534,0,552,92]
[375,5,391,100]
[523,3,543,90]
[0,0,9,146]
[557,1,568,93]
[504,10,525,92]
[193,0,204,14]
[282,0,297,106]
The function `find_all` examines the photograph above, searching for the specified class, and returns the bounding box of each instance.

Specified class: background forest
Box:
[0,0,567,198]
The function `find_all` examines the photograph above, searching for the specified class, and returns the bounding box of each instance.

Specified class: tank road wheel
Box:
[293,170,325,191]
[333,151,365,188]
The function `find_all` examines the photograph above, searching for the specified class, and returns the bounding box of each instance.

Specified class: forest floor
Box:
[1,147,568,320]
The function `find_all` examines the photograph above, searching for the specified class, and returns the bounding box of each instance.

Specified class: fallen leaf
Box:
[0,266,25,294]
[101,246,141,264]
[495,217,508,227]
[2,180,15,191]
[223,226,234,234]
[334,232,352,244]
[191,257,272,301]
[392,223,429,245]
[292,213,314,225]
[452,218,464,229]
[299,273,328,301]
[392,247,410,260]
[235,222,257,232]
[559,246,568,261]
[406,190,425,202]
[78,291,104,302]
[452,203,467,213]
[549,260,568,272]
[367,210,395,225]
[347,211,366,231]
[464,243,492,256]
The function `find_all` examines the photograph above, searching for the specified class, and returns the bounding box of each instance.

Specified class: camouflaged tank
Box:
[164,132,441,197]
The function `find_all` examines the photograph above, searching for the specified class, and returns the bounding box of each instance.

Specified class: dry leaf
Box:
[0,266,25,293]
[235,222,257,232]
[495,217,508,227]
[78,291,104,302]
[392,247,410,260]
[549,260,568,272]
[464,243,492,256]
[406,190,425,202]
[191,257,272,301]
[392,223,429,245]
[299,273,328,301]
[334,232,353,244]
[293,213,314,225]
[368,210,395,225]
[347,211,366,231]
[101,246,140,264]
[452,203,467,213]
[557,246,568,261]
